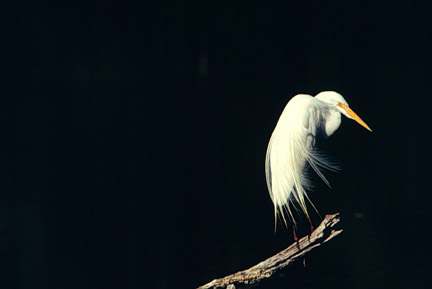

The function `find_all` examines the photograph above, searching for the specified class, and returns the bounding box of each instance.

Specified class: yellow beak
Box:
[338,102,372,132]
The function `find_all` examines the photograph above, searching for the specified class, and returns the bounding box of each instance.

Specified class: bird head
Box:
[315,91,372,132]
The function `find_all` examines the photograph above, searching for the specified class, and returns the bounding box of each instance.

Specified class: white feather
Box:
[265,92,357,228]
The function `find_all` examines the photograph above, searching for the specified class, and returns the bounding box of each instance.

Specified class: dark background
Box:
[5,1,432,288]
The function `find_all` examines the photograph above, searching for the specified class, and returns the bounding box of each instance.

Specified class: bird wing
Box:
[265,96,337,227]
[265,95,316,225]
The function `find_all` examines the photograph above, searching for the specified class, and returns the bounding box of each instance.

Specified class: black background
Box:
[5,1,432,288]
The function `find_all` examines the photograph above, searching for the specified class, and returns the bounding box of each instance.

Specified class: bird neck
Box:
[321,108,341,138]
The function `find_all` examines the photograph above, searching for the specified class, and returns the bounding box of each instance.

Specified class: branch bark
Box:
[197,213,342,289]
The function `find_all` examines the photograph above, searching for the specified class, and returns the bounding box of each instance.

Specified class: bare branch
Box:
[197,213,342,289]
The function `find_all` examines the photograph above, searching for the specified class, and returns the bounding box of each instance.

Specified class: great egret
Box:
[265,91,371,229]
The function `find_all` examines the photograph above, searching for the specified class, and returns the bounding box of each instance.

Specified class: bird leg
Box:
[307,216,315,242]
[292,224,300,250]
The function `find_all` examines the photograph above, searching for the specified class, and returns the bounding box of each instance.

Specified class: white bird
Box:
[265,91,371,229]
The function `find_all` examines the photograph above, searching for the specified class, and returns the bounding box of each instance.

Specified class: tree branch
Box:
[197,213,342,289]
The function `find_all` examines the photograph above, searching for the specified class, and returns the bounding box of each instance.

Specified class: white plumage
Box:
[265,91,371,227]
